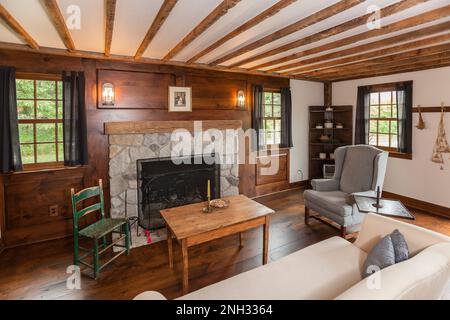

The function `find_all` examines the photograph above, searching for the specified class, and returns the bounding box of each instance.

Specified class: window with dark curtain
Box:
[252,85,264,151]
[355,81,413,156]
[62,71,88,166]
[0,66,22,173]
[280,87,293,149]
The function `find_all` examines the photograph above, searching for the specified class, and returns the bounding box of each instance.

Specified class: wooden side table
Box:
[161,195,274,295]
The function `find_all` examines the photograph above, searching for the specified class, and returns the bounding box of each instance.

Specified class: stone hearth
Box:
[106,120,241,246]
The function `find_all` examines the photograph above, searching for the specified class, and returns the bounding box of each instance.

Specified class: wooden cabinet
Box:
[309,105,353,180]
[255,148,290,196]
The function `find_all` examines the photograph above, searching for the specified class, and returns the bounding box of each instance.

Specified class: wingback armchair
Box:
[304,145,389,238]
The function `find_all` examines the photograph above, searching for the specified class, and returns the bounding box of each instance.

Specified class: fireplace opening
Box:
[137,155,220,230]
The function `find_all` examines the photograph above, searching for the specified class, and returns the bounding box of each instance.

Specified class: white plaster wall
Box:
[290,79,324,182]
[332,66,450,208]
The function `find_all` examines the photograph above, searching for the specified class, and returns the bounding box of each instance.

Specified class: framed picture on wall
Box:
[168,86,192,112]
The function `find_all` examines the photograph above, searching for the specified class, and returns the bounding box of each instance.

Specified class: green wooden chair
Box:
[71,179,130,279]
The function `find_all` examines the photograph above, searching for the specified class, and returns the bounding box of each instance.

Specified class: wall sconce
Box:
[102,83,115,106]
[237,89,245,108]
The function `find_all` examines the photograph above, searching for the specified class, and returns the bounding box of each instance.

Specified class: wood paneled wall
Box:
[0,49,289,247]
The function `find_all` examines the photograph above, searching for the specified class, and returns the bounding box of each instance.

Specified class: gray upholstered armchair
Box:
[304,145,389,238]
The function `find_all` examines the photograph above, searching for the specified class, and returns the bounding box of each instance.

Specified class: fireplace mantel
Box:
[104,120,243,135]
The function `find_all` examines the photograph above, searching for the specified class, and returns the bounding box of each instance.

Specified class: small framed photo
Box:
[169,86,192,112]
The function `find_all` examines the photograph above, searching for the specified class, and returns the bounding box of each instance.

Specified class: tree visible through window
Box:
[368,91,398,150]
[16,77,63,168]
[263,91,281,146]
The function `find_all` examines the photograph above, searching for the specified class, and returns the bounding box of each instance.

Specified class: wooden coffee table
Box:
[160,194,274,295]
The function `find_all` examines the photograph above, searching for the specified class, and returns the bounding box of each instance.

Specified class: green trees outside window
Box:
[16,78,63,167]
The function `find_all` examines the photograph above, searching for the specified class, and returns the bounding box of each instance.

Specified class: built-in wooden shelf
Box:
[309,105,353,179]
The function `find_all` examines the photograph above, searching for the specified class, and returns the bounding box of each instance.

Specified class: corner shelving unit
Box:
[308,105,353,180]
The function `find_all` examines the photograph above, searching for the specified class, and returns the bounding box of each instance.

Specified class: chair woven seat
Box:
[79,218,127,239]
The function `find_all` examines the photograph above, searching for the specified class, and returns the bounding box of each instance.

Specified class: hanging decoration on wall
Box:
[416,105,426,130]
[431,103,450,169]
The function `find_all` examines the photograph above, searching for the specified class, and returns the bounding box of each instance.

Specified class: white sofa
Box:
[135,213,450,300]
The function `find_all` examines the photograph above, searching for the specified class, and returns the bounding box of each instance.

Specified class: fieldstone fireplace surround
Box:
[105,120,241,246]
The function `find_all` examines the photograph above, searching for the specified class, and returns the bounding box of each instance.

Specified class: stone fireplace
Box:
[137,155,221,230]
[106,120,241,245]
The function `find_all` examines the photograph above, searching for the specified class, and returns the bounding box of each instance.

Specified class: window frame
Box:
[262,88,282,148]
[366,82,412,160]
[368,90,398,152]
[16,73,64,171]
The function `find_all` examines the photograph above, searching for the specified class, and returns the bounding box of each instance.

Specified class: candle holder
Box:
[202,195,213,213]
[371,186,383,209]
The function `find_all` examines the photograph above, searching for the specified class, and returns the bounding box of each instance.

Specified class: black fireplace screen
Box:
[137,155,220,230]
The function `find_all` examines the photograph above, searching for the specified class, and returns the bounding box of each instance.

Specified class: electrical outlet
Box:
[49,205,58,217]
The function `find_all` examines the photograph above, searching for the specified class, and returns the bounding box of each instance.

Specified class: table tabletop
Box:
[160,194,274,240]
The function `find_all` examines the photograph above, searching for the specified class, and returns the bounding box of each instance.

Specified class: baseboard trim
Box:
[252,180,309,200]
[383,191,450,219]
[289,180,309,189]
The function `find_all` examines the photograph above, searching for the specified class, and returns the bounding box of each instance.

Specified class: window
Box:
[263,90,282,145]
[16,77,64,169]
[368,90,398,151]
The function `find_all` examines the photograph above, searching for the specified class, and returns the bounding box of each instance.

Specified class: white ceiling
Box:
[0,0,449,74]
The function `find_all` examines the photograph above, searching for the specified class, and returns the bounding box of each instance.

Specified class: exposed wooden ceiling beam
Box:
[209,0,364,66]
[249,4,450,71]
[288,33,450,76]
[0,41,324,82]
[41,0,76,52]
[326,54,450,82]
[134,0,178,60]
[269,20,450,73]
[104,0,117,57]
[313,50,450,81]
[232,0,428,68]
[302,43,450,78]
[162,0,242,62]
[186,0,297,64]
[0,4,39,49]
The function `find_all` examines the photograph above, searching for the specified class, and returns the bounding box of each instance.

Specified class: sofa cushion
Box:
[336,243,450,300]
[391,229,409,263]
[178,236,367,300]
[304,190,353,217]
[354,213,450,256]
[340,146,379,194]
[362,234,396,278]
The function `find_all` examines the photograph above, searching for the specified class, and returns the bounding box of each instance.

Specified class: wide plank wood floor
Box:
[0,189,449,300]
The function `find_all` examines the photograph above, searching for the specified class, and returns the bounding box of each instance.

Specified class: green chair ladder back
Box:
[71,179,130,279]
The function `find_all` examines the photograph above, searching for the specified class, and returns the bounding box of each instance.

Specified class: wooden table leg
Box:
[239,232,244,248]
[181,239,189,295]
[167,225,173,269]
[263,216,269,265]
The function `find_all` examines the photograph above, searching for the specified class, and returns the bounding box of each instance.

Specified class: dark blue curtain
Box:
[0,66,22,173]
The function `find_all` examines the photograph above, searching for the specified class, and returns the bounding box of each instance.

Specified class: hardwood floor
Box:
[0,189,449,300]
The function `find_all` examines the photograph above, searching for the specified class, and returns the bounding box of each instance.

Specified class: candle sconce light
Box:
[102,82,115,106]
[237,89,245,109]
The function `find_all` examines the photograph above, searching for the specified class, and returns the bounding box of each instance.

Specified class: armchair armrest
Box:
[311,179,340,192]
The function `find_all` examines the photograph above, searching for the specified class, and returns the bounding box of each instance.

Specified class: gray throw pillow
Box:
[390,229,409,263]
[362,234,396,278]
